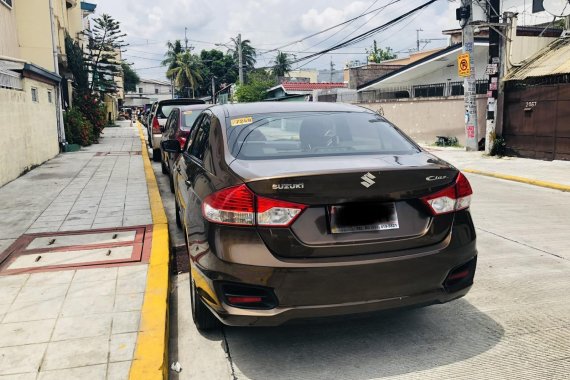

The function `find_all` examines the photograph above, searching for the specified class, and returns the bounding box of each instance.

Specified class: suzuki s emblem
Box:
[426,175,448,181]
[360,172,376,188]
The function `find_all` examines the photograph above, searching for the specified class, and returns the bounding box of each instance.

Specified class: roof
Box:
[140,78,171,86]
[357,38,489,91]
[267,82,347,95]
[504,38,570,81]
[80,2,96,12]
[212,102,369,118]
[380,48,445,66]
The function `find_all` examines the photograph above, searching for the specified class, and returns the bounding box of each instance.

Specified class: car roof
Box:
[177,104,210,112]
[157,98,205,105]
[211,102,371,118]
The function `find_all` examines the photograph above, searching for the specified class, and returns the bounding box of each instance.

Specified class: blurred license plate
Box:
[329,202,399,234]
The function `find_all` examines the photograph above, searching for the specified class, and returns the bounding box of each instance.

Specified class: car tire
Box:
[169,171,175,194]
[152,148,161,162]
[175,199,182,229]
[161,159,168,174]
[190,276,220,331]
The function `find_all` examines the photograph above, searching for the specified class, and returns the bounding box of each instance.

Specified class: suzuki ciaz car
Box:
[162,102,477,329]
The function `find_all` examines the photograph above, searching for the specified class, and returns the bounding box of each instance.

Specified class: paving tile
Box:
[15,284,68,303]
[3,298,65,323]
[67,279,116,299]
[52,313,112,341]
[26,270,75,286]
[0,319,56,347]
[37,364,107,380]
[72,267,118,283]
[0,343,46,376]
[0,274,28,288]
[109,332,137,362]
[42,336,109,371]
[0,287,22,306]
[59,224,93,232]
[61,294,114,317]
[114,293,144,312]
[116,270,147,295]
[107,361,131,380]
[0,373,37,380]
[112,311,140,334]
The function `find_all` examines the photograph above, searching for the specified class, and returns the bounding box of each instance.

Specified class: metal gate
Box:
[503,83,570,160]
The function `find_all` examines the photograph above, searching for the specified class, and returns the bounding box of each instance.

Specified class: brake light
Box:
[202,184,307,227]
[176,136,187,150]
[152,116,160,133]
[421,172,473,215]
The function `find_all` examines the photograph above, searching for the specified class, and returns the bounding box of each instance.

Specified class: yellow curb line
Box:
[463,169,570,192]
[130,121,170,380]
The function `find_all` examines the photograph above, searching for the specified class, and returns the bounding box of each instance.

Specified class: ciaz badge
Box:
[426,175,448,181]
[272,183,304,190]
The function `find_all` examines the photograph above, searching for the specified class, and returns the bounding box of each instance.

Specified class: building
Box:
[265,82,347,101]
[501,37,570,161]
[124,78,173,107]
[0,0,86,186]
[285,69,318,83]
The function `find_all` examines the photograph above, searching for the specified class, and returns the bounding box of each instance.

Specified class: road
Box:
[149,149,570,379]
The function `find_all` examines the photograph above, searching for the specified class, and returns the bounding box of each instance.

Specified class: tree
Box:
[167,52,203,98]
[233,69,276,103]
[162,40,184,80]
[272,51,293,78]
[84,14,127,95]
[65,33,89,92]
[366,40,397,63]
[121,62,140,93]
[196,49,238,97]
[228,36,257,77]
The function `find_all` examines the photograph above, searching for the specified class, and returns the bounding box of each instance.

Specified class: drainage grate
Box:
[95,151,142,156]
[0,226,152,275]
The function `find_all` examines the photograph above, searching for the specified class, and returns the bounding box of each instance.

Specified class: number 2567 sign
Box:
[458,53,471,77]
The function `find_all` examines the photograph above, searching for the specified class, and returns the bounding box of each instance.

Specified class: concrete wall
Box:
[0,1,19,57]
[348,64,404,89]
[359,96,487,146]
[0,79,59,187]
[14,0,54,71]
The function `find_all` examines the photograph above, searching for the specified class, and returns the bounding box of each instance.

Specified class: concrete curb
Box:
[464,168,570,192]
[130,122,170,380]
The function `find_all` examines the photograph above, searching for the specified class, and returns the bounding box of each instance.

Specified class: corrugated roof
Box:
[505,38,570,81]
[281,82,346,91]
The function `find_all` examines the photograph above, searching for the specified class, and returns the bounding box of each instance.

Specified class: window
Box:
[228,112,419,160]
[31,87,38,102]
[155,88,159,94]
[138,87,143,94]
[1,0,12,8]
[189,115,211,160]
[47,90,53,103]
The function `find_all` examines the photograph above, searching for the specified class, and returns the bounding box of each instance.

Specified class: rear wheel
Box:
[152,148,161,162]
[169,171,175,193]
[190,276,220,330]
[175,199,182,229]
[161,158,168,174]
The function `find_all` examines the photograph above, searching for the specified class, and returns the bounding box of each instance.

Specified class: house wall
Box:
[0,2,19,58]
[509,36,557,65]
[287,70,318,83]
[359,96,487,146]
[14,0,54,71]
[0,78,59,187]
[348,64,405,89]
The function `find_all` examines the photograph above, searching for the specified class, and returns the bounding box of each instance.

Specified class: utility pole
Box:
[237,33,244,85]
[185,27,188,51]
[458,0,479,151]
[485,0,501,154]
[48,0,66,148]
[211,77,216,104]
[416,28,423,52]
[330,57,335,82]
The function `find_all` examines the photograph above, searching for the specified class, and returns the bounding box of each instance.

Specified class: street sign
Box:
[485,63,498,75]
[458,53,471,77]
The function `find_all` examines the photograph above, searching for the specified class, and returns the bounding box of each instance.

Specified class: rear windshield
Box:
[227,112,419,160]
[181,110,202,130]
[157,101,204,118]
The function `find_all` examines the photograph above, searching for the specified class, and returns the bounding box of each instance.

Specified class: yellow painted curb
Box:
[130,121,170,380]
[464,169,570,192]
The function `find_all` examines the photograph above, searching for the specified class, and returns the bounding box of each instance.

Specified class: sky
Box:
[88,0,555,81]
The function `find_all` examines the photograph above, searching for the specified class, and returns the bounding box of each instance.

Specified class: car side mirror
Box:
[161,140,182,153]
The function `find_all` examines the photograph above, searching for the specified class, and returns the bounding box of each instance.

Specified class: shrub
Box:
[74,92,107,142]
[64,108,93,146]
[490,132,507,157]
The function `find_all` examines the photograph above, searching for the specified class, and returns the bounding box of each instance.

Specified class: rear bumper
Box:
[191,214,477,326]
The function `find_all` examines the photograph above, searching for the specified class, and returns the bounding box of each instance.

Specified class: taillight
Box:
[202,184,307,227]
[176,136,187,150]
[152,116,160,133]
[421,172,473,215]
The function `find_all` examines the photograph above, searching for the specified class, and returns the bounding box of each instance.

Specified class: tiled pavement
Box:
[0,122,151,379]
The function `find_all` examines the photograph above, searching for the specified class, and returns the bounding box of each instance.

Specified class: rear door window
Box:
[228,112,419,160]
[188,114,211,161]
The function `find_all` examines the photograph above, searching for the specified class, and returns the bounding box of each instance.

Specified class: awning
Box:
[504,38,570,81]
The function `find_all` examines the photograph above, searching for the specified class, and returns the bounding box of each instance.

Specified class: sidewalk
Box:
[425,147,570,190]
[0,121,167,379]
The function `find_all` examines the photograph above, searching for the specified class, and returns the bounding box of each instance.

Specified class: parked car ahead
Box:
[162,102,477,330]
[160,104,209,192]
[147,98,205,161]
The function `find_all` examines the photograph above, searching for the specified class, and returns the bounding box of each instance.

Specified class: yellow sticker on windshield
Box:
[231,116,253,127]
[183,111,193,115]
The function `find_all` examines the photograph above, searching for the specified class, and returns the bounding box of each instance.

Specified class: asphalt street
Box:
[150,151,570,380]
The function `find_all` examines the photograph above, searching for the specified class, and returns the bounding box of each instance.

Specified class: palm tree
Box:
[272,51,292,78]
[167,52,203,98]
[228,36,257,72]
[162,40,183,80]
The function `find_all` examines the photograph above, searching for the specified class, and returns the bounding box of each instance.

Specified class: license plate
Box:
[329,202,399,234]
